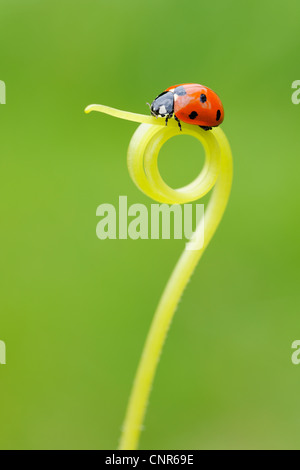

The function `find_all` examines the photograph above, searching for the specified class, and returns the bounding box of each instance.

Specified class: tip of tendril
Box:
[84,105,93,114]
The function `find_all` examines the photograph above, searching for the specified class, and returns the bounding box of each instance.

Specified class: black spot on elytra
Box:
[200,94,207,103]
[174,86,187,96]
[216,109,221,121]
[189,111,198,120]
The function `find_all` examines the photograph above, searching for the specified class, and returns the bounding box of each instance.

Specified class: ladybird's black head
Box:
[150,91,174,118]
[150,101,159,117]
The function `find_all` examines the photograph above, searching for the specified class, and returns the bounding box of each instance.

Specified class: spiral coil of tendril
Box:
[85,104,233,450]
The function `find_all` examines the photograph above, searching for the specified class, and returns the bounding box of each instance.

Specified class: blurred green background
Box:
[1,0,300,450]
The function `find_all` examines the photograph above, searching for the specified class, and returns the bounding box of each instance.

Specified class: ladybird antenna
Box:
[147,102,157,118]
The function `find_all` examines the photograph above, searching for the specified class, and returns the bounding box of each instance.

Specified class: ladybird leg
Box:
[165,116,169,127]
[199,126,212,131]
[174,116,182,132]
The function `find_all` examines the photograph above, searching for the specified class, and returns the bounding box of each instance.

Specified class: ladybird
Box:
[149,83,224,131]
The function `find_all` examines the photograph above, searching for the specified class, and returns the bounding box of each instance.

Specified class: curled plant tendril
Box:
[85,103,233,450]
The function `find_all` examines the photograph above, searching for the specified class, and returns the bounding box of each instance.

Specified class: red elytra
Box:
[150,83,224,131]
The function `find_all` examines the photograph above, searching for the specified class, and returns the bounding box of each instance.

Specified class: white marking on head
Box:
[159,105,167,114]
